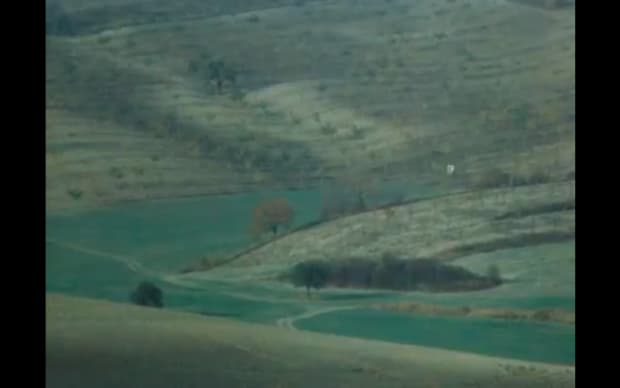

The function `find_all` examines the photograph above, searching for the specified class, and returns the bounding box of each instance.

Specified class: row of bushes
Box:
[471,168,555,190]
[282,254,502,296]
[319,179,410,222]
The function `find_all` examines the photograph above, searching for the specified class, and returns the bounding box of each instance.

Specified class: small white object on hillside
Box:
[446,164,455,176]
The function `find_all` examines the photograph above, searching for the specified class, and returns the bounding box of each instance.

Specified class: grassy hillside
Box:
[177,179,574,329]
[198,180,574,279]
[46,294,575,388]
[46,0,574,212]
[46,0,575,371]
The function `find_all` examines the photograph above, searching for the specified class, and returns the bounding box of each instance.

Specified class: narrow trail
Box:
[46,239,155,276]
[47,239,216,293]
[46,239,293,303]
[276,306,358,331]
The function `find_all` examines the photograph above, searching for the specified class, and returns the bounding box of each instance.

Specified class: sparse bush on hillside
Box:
[486,264,501,284]
[67,188,83,200]
[109,167,124,179]
[163,112,179,136]
[207,59,237,94]
[510,0,574,10]
[97,36,112,45]
[526,170,551,185]
[349,125,366,140]
[319,190,350,221]
[318,179,374,221]
[125,38,137,49]
[187,59,201,74]
[319,178,409,221]
[473,168,511,189]
[63,60,77,77]
[319,187,365,221]
[250,197,295,240]
[531,309,557,322]
[230,88,246,102]
[320,122,337,135]
[130,281,163,308]
[290,115,302,125]
[180,256,222,274]
[187,54,238,94]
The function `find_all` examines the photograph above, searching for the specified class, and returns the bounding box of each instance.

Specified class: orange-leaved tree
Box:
[250,197,295,240]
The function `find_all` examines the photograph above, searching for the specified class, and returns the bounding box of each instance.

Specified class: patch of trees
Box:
[319,185,367,221]
[289,260,331,297]
[508,0,574,9]
[129,281,163,308]
[282,254,502,295]
[472,168,552,190]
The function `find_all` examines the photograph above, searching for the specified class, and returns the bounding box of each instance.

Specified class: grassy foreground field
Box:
[46,294,574,388]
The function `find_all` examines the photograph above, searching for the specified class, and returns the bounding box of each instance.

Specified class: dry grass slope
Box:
[202,181,573,275]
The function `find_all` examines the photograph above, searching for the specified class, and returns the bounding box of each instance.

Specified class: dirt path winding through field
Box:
[276,305,358,331]
[46,239,154,276]
[46,238,300,304]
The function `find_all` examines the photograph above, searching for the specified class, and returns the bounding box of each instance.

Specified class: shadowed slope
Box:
[46,294,574,388]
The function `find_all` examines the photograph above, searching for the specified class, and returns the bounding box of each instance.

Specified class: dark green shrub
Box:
[290,260,330,297]
[130,281,163,308]
[486,264,501,284]
[67,189,83,200]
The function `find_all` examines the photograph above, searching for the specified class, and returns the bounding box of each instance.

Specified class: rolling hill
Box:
[46,0,574,212]
[46,293,575,388]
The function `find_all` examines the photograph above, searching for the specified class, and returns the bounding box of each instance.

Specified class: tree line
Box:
[283,254,502,296]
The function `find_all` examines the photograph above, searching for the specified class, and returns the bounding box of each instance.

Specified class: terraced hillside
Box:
[46,0,574,212]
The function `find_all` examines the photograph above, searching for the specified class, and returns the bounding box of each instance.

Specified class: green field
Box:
[46,189,574,365]
[46,189,322,271]
[298,308,575,365]
[46,240,305,324]
[46,242,145,299]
